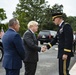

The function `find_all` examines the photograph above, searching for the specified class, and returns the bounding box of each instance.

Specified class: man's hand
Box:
[41,46,47,52]
[62,54,68,60]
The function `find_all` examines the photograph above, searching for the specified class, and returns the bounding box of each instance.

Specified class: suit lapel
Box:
[28,29,37,41]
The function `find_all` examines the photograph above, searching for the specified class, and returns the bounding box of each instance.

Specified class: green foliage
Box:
[13,1,76,36]
[66,16,76,31]
[0,1,75,34]
[0,8,7,20]
[0,8,7,31]
[51,4,63,13]
[13,0,51,36]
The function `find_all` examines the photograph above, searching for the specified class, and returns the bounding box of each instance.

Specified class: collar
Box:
[29,29,34,34]
[9,27,16,32]
[59,20,64,27]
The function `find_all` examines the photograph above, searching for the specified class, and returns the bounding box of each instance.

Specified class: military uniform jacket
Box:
[48,22,74,58]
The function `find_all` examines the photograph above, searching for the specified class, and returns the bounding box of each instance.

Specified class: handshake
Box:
[41,45,47,52]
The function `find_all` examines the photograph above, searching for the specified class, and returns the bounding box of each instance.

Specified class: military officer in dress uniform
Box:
[47,13,74,75]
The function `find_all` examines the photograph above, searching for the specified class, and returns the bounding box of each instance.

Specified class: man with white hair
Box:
[23,21,46,75]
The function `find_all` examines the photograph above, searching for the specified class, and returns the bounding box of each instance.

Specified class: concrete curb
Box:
[70,62,76,75]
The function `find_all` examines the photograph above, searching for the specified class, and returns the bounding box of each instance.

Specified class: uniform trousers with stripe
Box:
[58,57,71,75]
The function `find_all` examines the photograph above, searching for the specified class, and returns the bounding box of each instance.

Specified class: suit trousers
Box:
[5,68,20,75]
[24,62,37,75]
[58,57,71,75]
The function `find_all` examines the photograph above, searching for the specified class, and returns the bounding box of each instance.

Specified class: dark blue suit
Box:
[2,28,25,75]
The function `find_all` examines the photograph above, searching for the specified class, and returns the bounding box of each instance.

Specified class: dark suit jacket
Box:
[23,29,41,62]
[2,28,25,69]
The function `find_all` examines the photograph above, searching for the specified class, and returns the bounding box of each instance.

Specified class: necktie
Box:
[33,33,36,40]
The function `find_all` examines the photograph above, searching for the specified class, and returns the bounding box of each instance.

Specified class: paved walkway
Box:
[70,62,76,75]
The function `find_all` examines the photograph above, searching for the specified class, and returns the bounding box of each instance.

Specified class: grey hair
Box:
[27,21,38,29]
[8,18,18,26]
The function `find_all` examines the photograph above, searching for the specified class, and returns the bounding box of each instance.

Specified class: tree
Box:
[66,16,76,31]
[13,1,69,35]
[0,8,7,30]
[13,0,51,35]
[0,8,7,21]
[51,4,63,13]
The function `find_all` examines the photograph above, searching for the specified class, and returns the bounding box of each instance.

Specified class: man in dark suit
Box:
[23,21,46,75]
[47,13,74,75]
[2,18,25,75]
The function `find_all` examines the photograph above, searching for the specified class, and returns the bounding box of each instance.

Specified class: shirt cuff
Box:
[48,43,52,48]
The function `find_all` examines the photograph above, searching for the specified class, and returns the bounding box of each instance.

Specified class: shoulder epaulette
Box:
[62,22,69,29]
[64,22,69,25]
